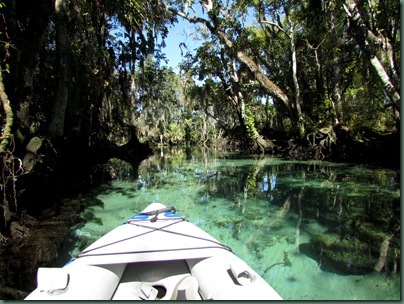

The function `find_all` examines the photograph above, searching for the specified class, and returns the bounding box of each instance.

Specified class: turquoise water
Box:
[65,149,400,300]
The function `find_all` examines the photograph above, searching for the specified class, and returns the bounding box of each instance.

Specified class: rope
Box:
[76,245,231,258]
[128,220,233,253]
[76,216,233,259]
[77,218,184,258]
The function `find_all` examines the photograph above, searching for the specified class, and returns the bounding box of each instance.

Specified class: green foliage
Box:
[342,71,396,133]
[166,123,185,144]
[244,107,258,140]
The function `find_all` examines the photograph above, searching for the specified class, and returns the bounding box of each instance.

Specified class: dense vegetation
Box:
[0,0,400,242]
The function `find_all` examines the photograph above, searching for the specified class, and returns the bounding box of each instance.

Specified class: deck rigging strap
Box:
[76,245,232,258]
[76,217,233,259]
[77,219,185,258]
[128,220,233,253]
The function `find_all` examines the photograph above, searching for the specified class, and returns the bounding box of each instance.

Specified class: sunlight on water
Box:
[66,149,400,300]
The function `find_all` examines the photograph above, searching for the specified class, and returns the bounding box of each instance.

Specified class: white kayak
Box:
[25,202,282,300]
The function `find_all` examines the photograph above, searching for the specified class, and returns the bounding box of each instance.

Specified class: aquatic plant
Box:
[264,251,292,273]
[82,211,103,226]
[286,275,297,282]
[283,251,292,267]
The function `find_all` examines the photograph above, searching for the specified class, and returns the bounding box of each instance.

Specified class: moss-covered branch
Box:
[0,70,13,153]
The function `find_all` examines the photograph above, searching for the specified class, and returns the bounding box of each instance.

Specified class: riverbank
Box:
[0,199,84,299]
[263,126,400,169]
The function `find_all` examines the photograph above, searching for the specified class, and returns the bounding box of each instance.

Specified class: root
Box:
[306,126,336,159]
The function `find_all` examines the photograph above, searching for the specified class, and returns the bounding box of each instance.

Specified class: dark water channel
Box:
[65,148,400,300]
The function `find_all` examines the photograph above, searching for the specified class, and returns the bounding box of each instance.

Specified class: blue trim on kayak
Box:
[164,211,180,217]
[131,213,149,220]
[127,210,180,221]
[63,258,75,266]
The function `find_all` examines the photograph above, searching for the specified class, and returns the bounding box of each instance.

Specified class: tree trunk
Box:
[6,0,52,133]
[48,0,70,138]
[289,22,305,137]
[368,56,400,119]
[229,94,274,152]
[221,55,274,152]
[0,71,13,153]
[228,38,292,112]
[257,13,306,136]
[330,7,343,125]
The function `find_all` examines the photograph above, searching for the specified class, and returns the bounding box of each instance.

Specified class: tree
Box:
[169,0,290,150]
[342,0,400,122]
[254,0,305,135]
[168,0,399,164]
[0,0,172,238]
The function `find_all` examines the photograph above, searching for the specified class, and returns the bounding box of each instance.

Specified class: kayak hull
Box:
[25,202,282,300]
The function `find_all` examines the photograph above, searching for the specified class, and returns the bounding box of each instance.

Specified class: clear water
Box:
[63,149,400,300]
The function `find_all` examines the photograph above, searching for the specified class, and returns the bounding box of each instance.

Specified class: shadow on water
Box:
[68,147,400,300]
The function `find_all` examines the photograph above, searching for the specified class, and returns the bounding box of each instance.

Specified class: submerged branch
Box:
[264,251,292,273]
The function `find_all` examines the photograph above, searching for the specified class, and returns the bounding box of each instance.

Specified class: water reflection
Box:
[74,149,399,300]
[136,151,399,277]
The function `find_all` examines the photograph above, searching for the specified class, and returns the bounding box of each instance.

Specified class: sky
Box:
[160,13,204,73]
